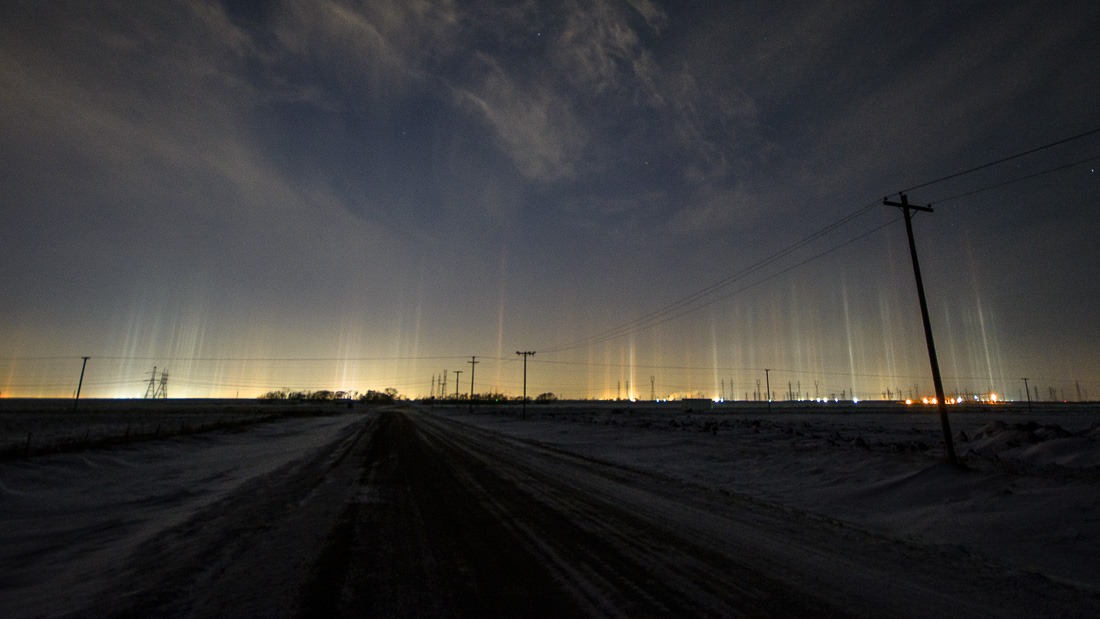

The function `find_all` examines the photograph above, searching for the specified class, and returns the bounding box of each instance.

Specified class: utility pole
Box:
[884,193,958,466]
[516,351,535,419]
[650,375,655,401]
[468,356,479,412]
[764,369,771,412]
[74,356,89,413]
[453,370,463,402]
[1021,378,1032,411]
[442,370,448,400]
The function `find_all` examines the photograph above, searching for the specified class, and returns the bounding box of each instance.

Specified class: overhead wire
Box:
[542,215,899,353]
[7,130,1099,396]
[927,153,1100,205]
[898,126,1100,194]
[544,127,1100,355]
[540,199,882,353]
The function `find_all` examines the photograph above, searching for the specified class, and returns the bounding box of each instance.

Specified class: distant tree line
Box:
[258,388,560,404]
[258,387,401,403]
[425,391,558,403]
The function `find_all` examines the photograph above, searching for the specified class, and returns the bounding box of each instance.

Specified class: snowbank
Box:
[0,412,368,618]
[446,405,1100,592]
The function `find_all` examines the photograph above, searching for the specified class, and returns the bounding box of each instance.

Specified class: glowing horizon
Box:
[3,3,1098,403]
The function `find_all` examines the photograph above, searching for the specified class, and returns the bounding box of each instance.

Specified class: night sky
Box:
[2,1,1099,401]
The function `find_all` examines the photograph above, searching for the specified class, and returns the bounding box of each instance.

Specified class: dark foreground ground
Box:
[38,404,1086,618]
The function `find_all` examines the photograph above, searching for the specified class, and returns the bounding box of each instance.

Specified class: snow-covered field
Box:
[452,403,1100,592]
[1,400,1097,616]
[0,411,370,617]
[0,399,352,457]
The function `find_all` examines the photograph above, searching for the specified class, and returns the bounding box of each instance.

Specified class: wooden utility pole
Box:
[1021,377,1032,411]
[74,356,89,413]
[764,369,771,412]
[453,370,463,402]
[516,351,535,419]
[884,193,959,466]
[468,356,479,412]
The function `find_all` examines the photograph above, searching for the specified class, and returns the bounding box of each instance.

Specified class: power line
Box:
[899,126,1100,194]
[927,153,1100,205]
[541,199,882,353]
[541,131,1100,356]
[85,356,464,360]
[0,354,475,363]
[543,216,898,353]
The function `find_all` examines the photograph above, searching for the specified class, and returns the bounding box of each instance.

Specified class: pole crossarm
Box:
[883,197,934,213]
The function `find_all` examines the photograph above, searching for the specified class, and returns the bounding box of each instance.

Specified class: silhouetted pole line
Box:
[452,370,462,403]
[1022,378,1033,412]
[468,356,479,412]
[883,194,959,467]
[516,351,535,419]
[73,356,89,413]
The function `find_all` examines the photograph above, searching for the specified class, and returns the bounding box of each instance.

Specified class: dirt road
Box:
[306,408,849,617]
[83,406,1096,617]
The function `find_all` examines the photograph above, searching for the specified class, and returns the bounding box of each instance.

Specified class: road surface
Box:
[48,406,1098,616]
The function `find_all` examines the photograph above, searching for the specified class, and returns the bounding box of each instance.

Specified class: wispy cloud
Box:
[272,0,459,95]
[0,1,400,299]
[452,53,586,182]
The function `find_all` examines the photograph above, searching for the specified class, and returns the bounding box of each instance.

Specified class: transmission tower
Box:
[154,370,168,399]
[144,366,158,399]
